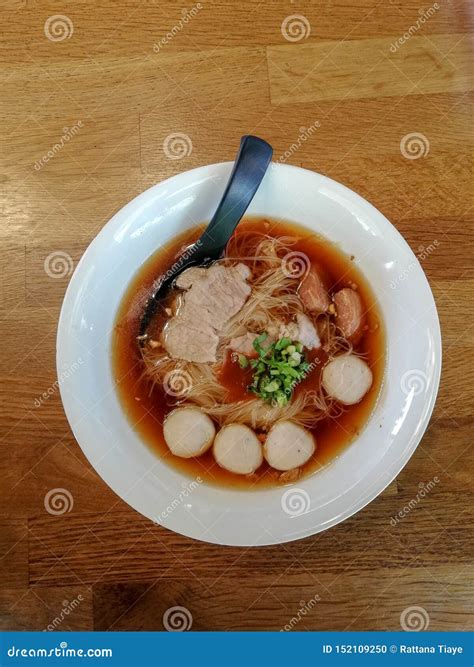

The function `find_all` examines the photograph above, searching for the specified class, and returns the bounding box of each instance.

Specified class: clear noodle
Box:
[140,231,354,431]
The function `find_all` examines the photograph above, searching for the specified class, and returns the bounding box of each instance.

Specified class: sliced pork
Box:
[298,266,330,313]
[334,288,365,343]
[228,332,259,358]
[229,312,320,358]
[163,263,252,363]
[164,321,219,364]
[178,263,251,331]
[295,312,321,349]
[274,314,320,350]
[175,266,207,289]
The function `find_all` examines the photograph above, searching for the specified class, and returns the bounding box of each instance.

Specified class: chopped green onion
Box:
[275,337,291,351]
[238,354,249,369]
[264,380,280,392]
[247,332,312,406]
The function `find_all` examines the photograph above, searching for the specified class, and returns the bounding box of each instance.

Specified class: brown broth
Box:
[112,218,386,489]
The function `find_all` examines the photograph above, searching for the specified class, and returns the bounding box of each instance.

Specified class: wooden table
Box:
[1,1,472,632]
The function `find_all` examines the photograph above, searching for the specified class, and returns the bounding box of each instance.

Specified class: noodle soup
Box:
[112,218,385,489]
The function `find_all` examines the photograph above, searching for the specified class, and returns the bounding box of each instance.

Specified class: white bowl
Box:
[57,162,441,546]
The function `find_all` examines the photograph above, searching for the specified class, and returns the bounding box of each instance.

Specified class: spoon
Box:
[139,135,273,338]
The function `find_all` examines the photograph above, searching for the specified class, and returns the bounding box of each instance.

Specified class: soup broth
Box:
[112,218,385,489]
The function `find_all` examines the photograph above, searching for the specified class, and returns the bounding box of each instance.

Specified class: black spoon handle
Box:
[192,135,273,262]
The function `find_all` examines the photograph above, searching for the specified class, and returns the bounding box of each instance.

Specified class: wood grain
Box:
[26,492,473,587]
[267,34,473,104]
[0,0,473,632]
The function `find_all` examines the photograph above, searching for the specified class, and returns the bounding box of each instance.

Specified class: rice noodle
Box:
[140,232,352,430]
